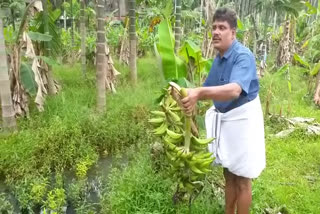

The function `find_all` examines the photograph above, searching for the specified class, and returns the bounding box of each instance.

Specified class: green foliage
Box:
[106,21,125,53]
[28,31,53,42]
[293,53,310,68]
[310,61,320,76]
[0,193,14,214]
[29,3,62,57]
[101,144,224,214]
[20,62,37,95]
[44,188,66,212]
[156,18,187,80]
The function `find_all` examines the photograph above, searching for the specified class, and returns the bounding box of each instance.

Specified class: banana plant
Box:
[287,53,320,105]
[156,18,187,80]
[179,40,213,86]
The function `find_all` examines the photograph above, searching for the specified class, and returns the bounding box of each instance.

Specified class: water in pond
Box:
[0,155,122,213]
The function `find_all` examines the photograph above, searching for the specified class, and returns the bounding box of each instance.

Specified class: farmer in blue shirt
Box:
[182,8,265,214]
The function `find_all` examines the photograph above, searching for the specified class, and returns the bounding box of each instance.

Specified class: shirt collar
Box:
[220,39,237,59]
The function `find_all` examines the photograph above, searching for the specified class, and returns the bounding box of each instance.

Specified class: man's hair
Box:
[213,8,237,29]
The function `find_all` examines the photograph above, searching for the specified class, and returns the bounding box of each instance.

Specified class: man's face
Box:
[212,20,236,53]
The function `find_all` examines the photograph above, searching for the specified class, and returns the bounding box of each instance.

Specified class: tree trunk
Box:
[96,0,106,112]
[64,0,67,29]
[174,0,182,52]
[273,11,277,31]
[251,11,259,57]
[0,18,17,132]
[10,8,15,31]
[80,0,86,77]
[70,0,74,48]
[129,0,137,85]
[276,19,291,66]
[314,71,320,105]
[42,0,57,95]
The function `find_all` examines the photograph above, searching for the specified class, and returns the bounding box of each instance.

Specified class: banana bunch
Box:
[149,82,215,202]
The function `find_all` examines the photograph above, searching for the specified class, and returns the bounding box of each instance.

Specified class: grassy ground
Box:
[101,59,320,214]
[0,56,319,213]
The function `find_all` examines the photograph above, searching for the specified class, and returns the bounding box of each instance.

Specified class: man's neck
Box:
[218,39,235,57]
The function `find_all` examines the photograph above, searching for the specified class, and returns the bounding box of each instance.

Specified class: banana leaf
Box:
[179,40,213,74]
[28,31,52,41]
[20,62,37,95]
[156,18,187,80]
[38,56,60,66]
[305,1,317,15]
[310,62,320,76]
[275,64,289,76]
[237,18,244,31]
[293,53,310,68]
[179,40,201,64]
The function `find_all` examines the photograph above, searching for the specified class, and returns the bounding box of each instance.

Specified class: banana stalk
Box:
[180,88,191,153]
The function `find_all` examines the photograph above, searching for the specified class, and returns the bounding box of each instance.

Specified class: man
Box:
[181,8,265,214]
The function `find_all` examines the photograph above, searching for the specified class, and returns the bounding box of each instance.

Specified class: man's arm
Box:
[181,83,242,114]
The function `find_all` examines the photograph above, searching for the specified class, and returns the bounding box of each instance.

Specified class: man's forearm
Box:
[196,83,242,101]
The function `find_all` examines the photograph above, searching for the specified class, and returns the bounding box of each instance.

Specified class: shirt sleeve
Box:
[229,53,256,95]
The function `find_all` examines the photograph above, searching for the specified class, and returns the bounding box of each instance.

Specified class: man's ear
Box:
[232,28,236,39]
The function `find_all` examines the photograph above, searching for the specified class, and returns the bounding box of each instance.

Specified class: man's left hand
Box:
[181,88,200,115]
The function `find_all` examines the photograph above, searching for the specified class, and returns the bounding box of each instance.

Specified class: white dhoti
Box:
[205,96,266,178]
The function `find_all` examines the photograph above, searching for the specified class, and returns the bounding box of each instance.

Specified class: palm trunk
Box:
[273,11,277,31]
[0,18,17,132]
[42,0,57,95]
[174,0,182,52]
[314,71,320,105]
[70,0,74,48]
[129,0,137,85]
[80,0,86,77]
[64,0,67,29]
[10,8,15,31]
[251,11,259,57]
[277,19,291,66]
[96,0,106,112]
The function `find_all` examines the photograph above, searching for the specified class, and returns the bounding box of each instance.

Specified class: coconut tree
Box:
[129,0,137,85]
[314,71,320,105]
[80,0,86,77]
[174,0,182,52]
[42,0,57,95]
[0,16,16,131]
[70,0,74,47]
[96,0,106,112]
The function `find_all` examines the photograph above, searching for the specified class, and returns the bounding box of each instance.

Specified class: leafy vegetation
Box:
[1,0,320,213]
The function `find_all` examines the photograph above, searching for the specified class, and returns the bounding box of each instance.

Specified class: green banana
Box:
[188,163,205,174]
[167,110,181,123]
[148,117,165,125]
[190,143,207,151]
[198,159,214,168]
[163,139,177,151]
[166,129,183,139]
[191,136,214,145]
[164,134,183,145]
[151,111,166,117]
[153,123,168,136]
[193,152,213,159]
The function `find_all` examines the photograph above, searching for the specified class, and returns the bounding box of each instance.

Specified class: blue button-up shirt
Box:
[203,40,259,113]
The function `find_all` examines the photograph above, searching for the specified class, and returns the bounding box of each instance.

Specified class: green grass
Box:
[101,61,320,214]
[0,56,165,211]
[251,67,320,213]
